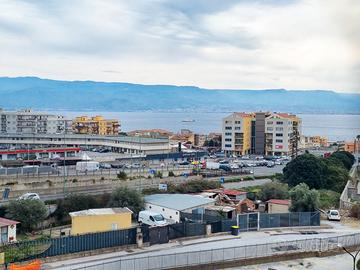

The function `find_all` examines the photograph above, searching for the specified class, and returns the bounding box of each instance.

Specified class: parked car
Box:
[18,192,40,200]
[179,161,190,166]
[76,161,100,172]
[100,163,111,169]
[111,163,124,169]
[327,210,341,221]
[138,210,167,227]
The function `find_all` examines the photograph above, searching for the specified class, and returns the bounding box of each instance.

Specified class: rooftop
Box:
[0,217,19,227]
[267,199,290,205]
[145,194,215,211]
[69,207,133,217]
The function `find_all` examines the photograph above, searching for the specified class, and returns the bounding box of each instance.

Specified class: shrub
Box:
[289,183,319,212]
[350,204,360,219]
[318,189,340,209]
[117,171,127,180]
[6,199,47,232]
[168,171,175,177]
[108,187,144,213]
[258,182,289,202]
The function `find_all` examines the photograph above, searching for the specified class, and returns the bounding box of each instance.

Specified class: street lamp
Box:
[337,244,360,270]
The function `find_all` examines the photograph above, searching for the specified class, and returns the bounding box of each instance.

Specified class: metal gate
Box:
[149,226,169,245]
[238,213,259,232]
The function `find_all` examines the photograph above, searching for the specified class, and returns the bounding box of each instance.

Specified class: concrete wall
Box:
[268,203,289,214]
[71,212,132,235]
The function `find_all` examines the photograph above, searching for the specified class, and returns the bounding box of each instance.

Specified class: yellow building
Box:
[69,208,133,235]
[222,112,254,156]
[73,115,120,135]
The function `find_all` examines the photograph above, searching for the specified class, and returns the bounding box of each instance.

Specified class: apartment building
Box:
[264,113,301,156]
[222,113,253,156]
[72,116,120,135]
[300,135,328,148]
[222,112,301,156]
[0,109,72,134]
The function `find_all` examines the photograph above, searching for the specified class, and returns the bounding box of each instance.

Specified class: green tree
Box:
[54,194,99,223]
[330,151,354,170]
[258,181,289,202]
[282,154,327,189]
[323,159,349,192]
[108,187,144,214]
[6,199,47,232]
[289,183,319,212]
[318,189,340,209]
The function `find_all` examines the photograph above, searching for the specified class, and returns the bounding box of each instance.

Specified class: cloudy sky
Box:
[0,0,359,92]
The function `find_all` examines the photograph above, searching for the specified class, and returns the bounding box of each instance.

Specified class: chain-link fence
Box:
[72,233,360,270]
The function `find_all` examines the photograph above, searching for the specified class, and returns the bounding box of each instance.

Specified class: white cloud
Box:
[0,0,358,92]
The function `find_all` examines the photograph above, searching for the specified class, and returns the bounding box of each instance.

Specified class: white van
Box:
[138,210,167,227]
[76,161,100,172]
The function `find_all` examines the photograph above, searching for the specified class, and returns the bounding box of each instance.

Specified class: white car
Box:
[327,210,341,221]
[19,193,40,200]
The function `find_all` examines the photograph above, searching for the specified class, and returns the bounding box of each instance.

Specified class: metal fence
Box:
[1,228,137,263]
[71,232,360,270]
[238,212,320,232]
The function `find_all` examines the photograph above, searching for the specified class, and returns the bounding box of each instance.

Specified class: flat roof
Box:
[0,133,169,144]
[69,207,133,217]
[145,194,215,211]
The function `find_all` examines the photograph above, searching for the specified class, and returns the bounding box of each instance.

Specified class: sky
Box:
[0,0,359,93]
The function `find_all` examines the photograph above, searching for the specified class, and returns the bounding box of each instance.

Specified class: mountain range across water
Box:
[0,76,359,114]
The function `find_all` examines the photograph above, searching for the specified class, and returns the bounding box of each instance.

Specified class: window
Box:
[225,144,232,147]
[225,138,232,142]
[276,133,283,137]
[150,216,155,222]
[235,127,241,130]
[267,121,273,125]
[176,212,178,215]
[235,121,241,124]
[225,126,232,130]
[276,121,283,125]
[162,208,165,211]
[276,139,283,143]
[225,132,232,136]
[111,223,118,230]
[149,206,152,209]
[225,120,232,124]
[267,127,273,131]
[276,127,283,131]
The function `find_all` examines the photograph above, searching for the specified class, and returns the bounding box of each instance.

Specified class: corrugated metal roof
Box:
[145,194,215,211]
[267,199,290,205]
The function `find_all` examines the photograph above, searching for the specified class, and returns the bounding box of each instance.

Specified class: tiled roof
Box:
[267,199,290,205]
[0,217,19,227]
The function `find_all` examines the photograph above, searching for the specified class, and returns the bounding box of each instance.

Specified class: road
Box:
[226,253,359,270]
[44,222,359,270]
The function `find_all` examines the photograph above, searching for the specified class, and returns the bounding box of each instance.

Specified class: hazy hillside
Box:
[0,77,359,113]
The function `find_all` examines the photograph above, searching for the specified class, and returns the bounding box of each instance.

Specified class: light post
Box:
[337,244,360,270]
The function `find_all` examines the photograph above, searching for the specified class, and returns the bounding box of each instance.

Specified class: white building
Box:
[265,113,301,156]
[0,109,72,134]
[144,194,215,223]
[0,217,19,243]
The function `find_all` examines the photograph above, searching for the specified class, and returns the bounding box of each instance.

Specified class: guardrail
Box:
[72,233,360,270]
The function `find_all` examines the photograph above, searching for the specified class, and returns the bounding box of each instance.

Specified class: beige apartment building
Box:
[222,112,301,156]
[222,113,254,156]
[72,116,120,135]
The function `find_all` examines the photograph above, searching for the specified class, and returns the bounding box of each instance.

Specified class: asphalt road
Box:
[45,223,359,270]
[226,253,359,270]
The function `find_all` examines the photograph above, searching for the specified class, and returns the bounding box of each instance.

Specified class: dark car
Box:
[111,163,124,169]
[179,161,190,166]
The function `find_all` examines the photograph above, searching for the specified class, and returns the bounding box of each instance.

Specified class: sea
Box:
[50,111,360,142]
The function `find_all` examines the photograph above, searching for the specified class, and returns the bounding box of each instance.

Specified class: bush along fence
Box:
[0,212,320,264]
